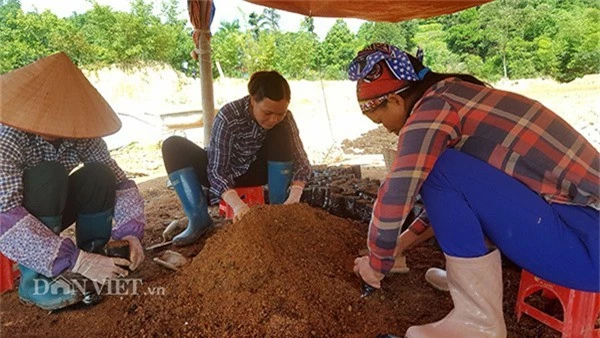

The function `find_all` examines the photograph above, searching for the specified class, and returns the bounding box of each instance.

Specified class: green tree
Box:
[413,23,462,73]
[159,0,195,70]
[505,37,537,79]
[241,31,277,75]
[356,21,417,51]
[211,20,244,78]
[521,2,558,40]
[219,19,241,33]
[248,11,266,40]
[0,5,94,73]
[0,0,26,72]
[554,8,600,81]
[274,32,319,79]
[72,2,120,64]
[0,0,19,18]
[444,9,490,58]
[532,36,558,76]
[318,19,358,79]
[479,0,529,78]
[262,8,280,32]
[160,0,180,25]
[300,16,315,34]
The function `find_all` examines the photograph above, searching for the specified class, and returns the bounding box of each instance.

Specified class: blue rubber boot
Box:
[76,209,113,253]
[169,167,213,246]
[268,161,293,204]
[18,215,83,311]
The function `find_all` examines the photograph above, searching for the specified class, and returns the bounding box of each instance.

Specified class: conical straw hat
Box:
[0,52,121,138]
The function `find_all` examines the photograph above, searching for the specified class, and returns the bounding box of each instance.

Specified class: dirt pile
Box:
[117,204,402,337]
[187,204,365,336]
[342,126,398,155]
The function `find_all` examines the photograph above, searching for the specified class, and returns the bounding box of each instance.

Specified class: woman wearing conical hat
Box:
[350,43,599,337]
[0,52,145,311]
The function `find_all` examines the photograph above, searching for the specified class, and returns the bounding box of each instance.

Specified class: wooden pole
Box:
[197,30,215,147]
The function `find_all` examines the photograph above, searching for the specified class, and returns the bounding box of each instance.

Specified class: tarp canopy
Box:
[243,0,493,22]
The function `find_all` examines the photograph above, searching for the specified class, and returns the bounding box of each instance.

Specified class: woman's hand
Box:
[283,184,304,204]
[222,189,250,223]
[72,251,130,284]
[123,235,145,271]
[353,255,385,288]
[233,204,250,223]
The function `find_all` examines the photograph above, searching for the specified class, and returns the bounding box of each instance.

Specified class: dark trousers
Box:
[22,162,117,232]
[162,122,293,188]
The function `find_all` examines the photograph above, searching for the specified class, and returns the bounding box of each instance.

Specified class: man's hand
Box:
[72,251,130,284]
[353,255,385,288]
[283,183,304,205]
[123,235,145,271]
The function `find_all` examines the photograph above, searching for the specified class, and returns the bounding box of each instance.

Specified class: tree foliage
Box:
[262,8,280,32]
[357,21,417,53]
[0,0,193,73]
[317,19,359,79]
[441,0,599,81]
[1,0,598,83]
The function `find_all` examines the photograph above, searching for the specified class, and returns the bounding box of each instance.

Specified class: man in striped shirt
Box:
[350,43,598,338]
[162,71,311,246]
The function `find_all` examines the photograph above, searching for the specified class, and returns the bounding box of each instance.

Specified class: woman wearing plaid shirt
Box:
[350,44,598,338]
[161,71,311,246]
[0,53,145,311]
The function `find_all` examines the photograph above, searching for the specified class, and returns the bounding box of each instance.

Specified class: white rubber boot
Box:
[406,249,507,338]
[425,267,449,291]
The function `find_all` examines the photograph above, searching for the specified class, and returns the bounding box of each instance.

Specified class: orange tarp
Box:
[244,0,492,22]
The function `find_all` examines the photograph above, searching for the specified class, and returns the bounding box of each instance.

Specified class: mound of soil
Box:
[0,179,561,337]
[122,204,374,337]
[342,126,398,155]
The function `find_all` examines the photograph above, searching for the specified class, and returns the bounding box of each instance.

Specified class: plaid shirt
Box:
[369,78,600,274]
[207,96,311,203]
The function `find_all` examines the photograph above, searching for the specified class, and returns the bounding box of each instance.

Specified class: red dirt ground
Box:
[0,176,562,337]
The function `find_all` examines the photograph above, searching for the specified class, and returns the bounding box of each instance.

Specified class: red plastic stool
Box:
[219,186,265,220]
[515,269,600,338]
[0,253,19,294]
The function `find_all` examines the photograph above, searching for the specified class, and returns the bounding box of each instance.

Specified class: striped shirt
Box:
[369,77,600,273]
[207,96,311,202]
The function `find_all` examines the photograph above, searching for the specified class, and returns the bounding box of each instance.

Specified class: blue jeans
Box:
[420,149,599,292]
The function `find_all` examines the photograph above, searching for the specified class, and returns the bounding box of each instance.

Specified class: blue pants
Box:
[420,149,599,292]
